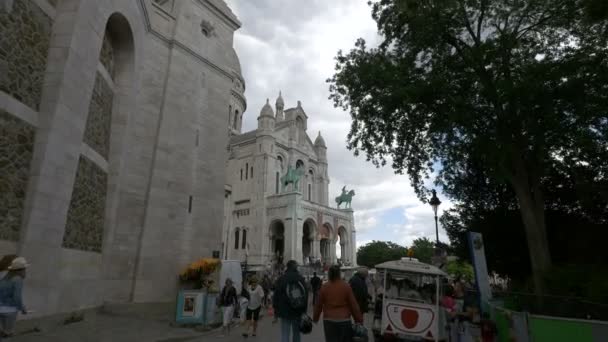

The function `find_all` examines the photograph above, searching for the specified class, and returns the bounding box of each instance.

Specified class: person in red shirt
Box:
[313,265,363,342]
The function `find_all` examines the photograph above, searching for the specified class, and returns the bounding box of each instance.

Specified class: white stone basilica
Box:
[222,93,357,271]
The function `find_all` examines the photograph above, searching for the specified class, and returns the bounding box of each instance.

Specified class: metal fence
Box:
[489,300,608,342]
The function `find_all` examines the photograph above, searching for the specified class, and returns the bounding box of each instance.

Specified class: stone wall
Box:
[83,72,113,159]
[63,29,115,252]
[0,0,52,111]
[0,110,35,241]
[62,156,108,252]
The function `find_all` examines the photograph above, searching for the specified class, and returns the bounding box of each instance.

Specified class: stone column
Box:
[351,227,357,266]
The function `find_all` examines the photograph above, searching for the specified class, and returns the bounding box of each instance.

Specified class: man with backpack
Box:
[272,260,308,342]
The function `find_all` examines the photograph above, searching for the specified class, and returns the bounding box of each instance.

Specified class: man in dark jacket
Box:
[273,260,308,342]
[349,268,370,313]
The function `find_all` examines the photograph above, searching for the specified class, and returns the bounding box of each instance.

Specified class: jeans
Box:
[222,305,234,327]
[280,318,301,342]
[323,320,352,342]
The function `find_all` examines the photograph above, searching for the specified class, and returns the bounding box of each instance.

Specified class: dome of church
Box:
[226,47,242,75]
[314,131,327,148]
[275,91,284,108]
[260,99,275,117]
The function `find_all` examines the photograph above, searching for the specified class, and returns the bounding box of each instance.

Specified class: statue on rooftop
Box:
[336,186,355,209]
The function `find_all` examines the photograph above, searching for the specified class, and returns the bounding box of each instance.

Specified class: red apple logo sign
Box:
[401,308,419,329]
[385,301,436,336]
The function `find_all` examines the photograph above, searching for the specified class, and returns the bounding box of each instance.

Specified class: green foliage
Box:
[329,0,608,288]
[410,237,434,264]
[445,260,474,283]
[357,240,407,268]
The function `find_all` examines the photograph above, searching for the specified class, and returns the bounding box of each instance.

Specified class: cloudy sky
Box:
[225,0,451,252]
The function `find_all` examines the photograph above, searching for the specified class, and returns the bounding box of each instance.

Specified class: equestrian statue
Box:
[281,165,304,192]
[335,186,355,209]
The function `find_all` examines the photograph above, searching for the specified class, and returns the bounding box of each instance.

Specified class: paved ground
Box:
[188,310,374,342]
[189,315,326,342]
[7,303,372,342]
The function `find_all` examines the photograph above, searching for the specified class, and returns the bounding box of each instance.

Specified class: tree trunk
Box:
[510,171,552,296]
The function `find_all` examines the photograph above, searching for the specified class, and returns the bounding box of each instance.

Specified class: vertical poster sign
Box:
[467,232,492,313]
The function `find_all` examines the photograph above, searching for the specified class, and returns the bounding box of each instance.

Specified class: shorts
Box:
[246,307,261,321]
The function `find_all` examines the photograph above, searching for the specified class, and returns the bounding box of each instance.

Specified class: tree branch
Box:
[477,0,488,41]
[515,15,554,39]
[458,0,481,46]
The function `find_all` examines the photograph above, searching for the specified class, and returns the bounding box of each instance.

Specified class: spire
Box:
[275,91,285,121]
[275,91,284,109]
[314,131,326,148]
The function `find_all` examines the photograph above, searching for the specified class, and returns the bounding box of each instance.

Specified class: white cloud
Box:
[397,201,454,246]
[227,0,446,247]
[356,239,373,250]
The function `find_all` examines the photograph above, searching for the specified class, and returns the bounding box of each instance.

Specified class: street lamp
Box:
[429,189,442,245]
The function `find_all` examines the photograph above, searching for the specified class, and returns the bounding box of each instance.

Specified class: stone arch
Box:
[233,109,239,129]
[296,159,305,170]
[302,218,316,262]
[234,227,240,250]
[269,220,285,262]
[60,12,137,255]
[241,227,247,250]
[307,169,315,201]
[296,116,304,129]
[319,222,334,263]
[276,154,286,171]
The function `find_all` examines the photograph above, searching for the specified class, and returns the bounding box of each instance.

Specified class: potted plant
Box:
[179,258,221,291]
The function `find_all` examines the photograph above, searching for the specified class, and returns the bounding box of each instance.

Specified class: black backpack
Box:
[285,278,306,310]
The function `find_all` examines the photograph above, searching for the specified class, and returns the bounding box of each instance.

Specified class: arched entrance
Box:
[319,223,332,263]
[270,220,285,264]
[302,219,316,263]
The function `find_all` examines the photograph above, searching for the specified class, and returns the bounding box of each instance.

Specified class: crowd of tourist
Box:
[218,260,369,342]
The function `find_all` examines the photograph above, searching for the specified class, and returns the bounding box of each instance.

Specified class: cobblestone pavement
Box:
[6,304,372,342]
[187,316,324,342]
[186,312,374,342]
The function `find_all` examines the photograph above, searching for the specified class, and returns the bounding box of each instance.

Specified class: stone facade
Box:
[222,94,357,271]
[0,0,245,317]
[0,0,52,111]
[0,110,35,241]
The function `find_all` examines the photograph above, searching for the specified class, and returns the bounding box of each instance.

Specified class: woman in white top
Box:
[242,277,265,337]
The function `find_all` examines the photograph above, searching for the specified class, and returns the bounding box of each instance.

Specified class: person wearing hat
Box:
[0,257,29,337]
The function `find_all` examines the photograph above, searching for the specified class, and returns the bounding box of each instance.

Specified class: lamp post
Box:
[429,189,442,245]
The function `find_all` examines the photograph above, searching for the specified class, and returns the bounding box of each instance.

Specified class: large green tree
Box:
[410,237,435,264]
[357,240,408,268]
[329,0,608,292]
